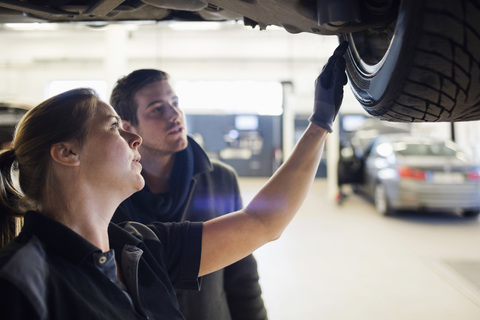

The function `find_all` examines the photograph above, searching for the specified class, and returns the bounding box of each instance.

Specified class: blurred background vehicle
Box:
[346,117,411,159]
[0,0,479,123]
[336,115,411,202]
[0,102,29,150]
[350,134,480,217]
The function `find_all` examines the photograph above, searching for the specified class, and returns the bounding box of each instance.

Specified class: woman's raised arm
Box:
[200,42,349,276]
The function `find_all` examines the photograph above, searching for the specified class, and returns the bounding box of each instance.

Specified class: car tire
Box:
[374,183,391,216]
[343,0,480,122]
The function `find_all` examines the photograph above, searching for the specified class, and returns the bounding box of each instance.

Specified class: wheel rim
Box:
[347,20,396,77]
[374,184,388,215]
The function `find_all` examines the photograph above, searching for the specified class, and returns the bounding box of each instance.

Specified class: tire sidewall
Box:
[344,0,423,116]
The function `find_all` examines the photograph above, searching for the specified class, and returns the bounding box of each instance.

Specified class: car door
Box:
[337,140,365,186]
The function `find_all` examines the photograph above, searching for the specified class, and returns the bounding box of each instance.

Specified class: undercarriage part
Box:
[0,1,396,35]
[316,0,360,29]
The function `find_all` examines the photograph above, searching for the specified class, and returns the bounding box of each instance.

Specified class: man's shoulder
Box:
[210,158,236,173]
[188,136,236,175]
[199,158,239,182]
[191,157,240,195]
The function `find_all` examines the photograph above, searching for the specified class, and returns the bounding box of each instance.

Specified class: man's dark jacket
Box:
[113,137,268,320]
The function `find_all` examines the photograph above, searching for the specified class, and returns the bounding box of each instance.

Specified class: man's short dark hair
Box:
[110,69,169,125]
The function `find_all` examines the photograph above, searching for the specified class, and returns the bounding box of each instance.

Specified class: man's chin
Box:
[173,135,188,152]
[180,137,188,150]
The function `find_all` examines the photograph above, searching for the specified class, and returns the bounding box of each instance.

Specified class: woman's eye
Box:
[111,122,120,130]
[152,106,164,114]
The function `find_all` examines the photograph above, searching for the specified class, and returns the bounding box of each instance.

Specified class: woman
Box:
[0,42,348,319]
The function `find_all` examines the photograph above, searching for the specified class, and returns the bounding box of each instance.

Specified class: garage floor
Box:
[238,177,480,320]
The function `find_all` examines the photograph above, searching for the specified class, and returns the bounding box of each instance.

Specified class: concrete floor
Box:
[239,177,480,320]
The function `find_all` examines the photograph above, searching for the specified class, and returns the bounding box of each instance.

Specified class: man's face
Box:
[128,80,188,156]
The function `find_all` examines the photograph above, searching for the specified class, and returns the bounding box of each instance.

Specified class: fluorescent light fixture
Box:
[175,80,283,115]
[4,23,58,31]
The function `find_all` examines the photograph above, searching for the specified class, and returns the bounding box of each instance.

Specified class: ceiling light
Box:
[4,23,58,31]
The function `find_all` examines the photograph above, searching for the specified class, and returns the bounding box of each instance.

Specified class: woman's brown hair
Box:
[0,88,100,247]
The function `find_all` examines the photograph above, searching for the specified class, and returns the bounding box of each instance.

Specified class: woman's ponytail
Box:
[0,148,27,247]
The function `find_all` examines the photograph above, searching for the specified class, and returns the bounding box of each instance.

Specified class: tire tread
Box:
[354,0,480,122]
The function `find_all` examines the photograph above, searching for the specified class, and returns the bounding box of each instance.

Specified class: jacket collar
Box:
[21,211,100,265]
[187,136,213,177]
[21,211,141,266]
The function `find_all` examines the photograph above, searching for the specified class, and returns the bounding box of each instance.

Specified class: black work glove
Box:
[309,41,348,132]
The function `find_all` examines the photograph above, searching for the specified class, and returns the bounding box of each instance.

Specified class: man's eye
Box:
[112,122,120,129]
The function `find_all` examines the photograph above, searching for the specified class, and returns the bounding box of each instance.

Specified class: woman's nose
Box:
[126,131,142,149]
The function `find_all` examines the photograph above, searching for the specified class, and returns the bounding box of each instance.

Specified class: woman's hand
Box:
[309,41,348,132]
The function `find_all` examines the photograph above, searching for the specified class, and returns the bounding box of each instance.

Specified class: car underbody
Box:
[0,0,395,35]
[1,0,480,123]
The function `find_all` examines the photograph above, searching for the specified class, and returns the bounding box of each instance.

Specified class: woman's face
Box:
[79,103,144,198]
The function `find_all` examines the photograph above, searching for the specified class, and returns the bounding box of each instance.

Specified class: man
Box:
[110,69,268,320]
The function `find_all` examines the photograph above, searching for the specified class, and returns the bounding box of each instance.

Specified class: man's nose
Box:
[166,103,180,121]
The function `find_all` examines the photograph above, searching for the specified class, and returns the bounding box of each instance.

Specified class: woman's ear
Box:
[50,142,80,167]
